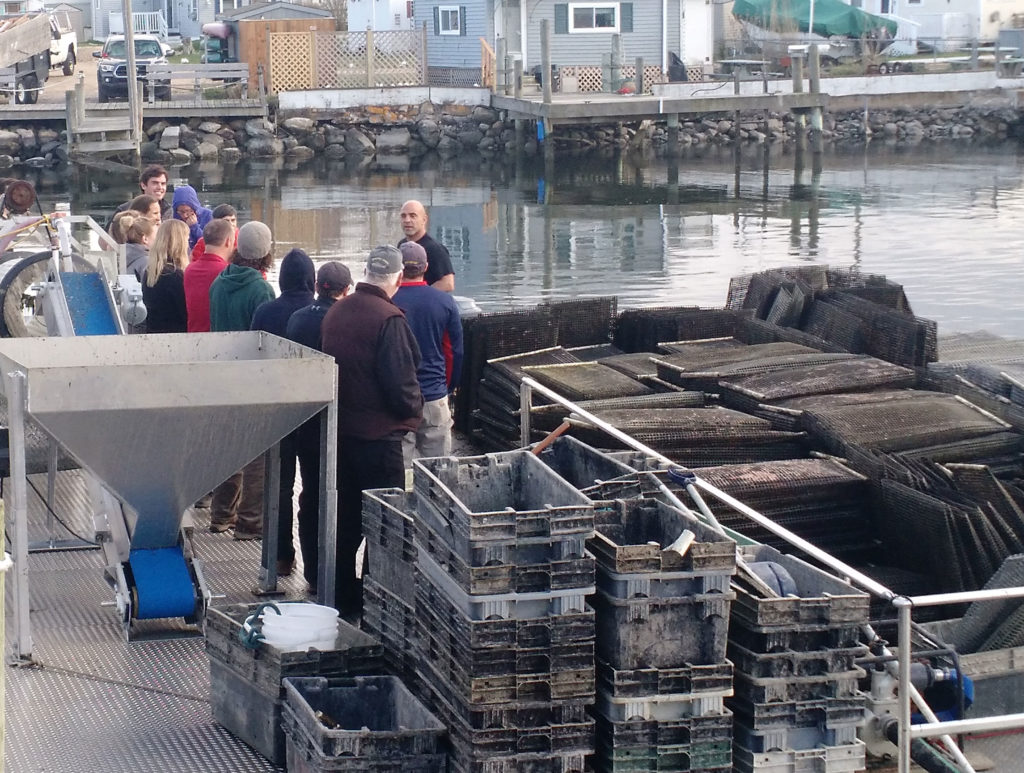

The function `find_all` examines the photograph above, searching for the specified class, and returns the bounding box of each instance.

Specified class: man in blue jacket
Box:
[393,240,463,464]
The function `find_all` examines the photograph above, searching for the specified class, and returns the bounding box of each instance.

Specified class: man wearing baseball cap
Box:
[393,240,463,465]
[321,247,423,617]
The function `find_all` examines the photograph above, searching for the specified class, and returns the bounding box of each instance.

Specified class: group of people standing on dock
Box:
[108,164,464,619]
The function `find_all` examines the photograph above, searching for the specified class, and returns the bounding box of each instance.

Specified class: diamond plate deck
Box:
[5,470,312,772]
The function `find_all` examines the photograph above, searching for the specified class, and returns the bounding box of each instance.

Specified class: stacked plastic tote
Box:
[727,544,871,773]
[587,498,738,773]
[364,449,599,773]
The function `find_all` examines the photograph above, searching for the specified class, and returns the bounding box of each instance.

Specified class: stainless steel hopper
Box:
[1,332,339,659]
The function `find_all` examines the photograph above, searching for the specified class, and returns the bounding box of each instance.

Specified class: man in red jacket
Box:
[183,218,234,332]
[321,245,423,617]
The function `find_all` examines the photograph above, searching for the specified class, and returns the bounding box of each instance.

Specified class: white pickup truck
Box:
[49,10,77,76]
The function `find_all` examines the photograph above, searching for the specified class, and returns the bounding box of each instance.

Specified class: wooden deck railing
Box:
[480,38,496,90]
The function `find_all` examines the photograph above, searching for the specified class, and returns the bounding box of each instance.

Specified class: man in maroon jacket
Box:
[321,245,423,617]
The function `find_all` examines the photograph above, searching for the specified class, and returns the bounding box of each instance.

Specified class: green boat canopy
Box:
[733,0,898,39]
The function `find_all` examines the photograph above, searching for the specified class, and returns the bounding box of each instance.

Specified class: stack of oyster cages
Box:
[727,544,871,773]
[401,450,598,773]
[588,498,739,773]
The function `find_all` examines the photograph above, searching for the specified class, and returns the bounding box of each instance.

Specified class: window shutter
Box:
[460,5,467,34]
[554,4,568,33]
[433,5,439,34]
[620,3,633,32]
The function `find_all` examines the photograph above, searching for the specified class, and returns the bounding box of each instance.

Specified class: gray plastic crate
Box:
[589,498,737,576]
[732,545,870,630]
[592,589,733,669]
[536,435,641,491]
[418,548,593,620]
[592,708,733,772]
[205,604,383,765]
[362,489,417,598]
[413,451,595,546]
[732,739,866,773]
[281,676,445,772]
[734,720,860,754]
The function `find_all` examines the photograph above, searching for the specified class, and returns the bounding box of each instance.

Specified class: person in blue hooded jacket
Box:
[172,184,214,250]
[250,248,318,579]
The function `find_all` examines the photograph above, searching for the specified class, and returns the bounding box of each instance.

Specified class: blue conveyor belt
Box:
[128,546,197,620]
[60,272,118,335]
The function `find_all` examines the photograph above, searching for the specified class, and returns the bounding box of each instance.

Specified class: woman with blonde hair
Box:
[142,219,190,333]
[108,211,156,281]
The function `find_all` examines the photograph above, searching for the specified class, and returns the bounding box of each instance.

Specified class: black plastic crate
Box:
[731,668,864,704]
[205,604,384,764]
[726,622,864,655]
[727,695,866,731]
[588,498,737,577]
[592,589,732,669]
[280,676,445,772]
[726,640,866,679]
[417,514,595,595]
[596,659,734,700]
[730,545,869,630]
[413,452,595,547]
[415,575,596,650]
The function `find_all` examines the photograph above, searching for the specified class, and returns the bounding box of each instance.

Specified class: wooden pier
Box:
[491,90,828,127]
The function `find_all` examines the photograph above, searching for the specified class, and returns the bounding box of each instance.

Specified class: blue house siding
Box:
[525,0,665,68]
[419,0,494,68]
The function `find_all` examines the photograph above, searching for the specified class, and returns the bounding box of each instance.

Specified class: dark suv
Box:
[93,35,171,102]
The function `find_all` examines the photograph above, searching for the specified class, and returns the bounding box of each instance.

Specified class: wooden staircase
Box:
[65,75,140,160]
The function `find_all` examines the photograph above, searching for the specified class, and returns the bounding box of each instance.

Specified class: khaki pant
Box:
[403,396,453,467]
[210,454,265,537]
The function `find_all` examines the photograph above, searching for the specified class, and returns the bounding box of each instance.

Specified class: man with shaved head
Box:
[397,199,455,292]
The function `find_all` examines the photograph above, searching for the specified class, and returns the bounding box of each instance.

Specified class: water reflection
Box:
[30,140,1024,338]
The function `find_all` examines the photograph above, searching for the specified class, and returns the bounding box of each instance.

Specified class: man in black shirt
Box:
[398,199,455,292]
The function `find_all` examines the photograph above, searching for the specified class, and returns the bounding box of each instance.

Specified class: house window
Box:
[569,3,618,32]
[438,5,461,34]
[406,0,413,17]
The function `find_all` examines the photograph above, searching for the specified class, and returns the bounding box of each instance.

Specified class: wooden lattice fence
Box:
[268,28,426,92]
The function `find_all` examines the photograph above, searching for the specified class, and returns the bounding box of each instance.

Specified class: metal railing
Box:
[518,374,1024,773]
[108,10,168,39]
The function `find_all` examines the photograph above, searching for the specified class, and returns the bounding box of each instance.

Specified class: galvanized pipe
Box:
[5,371,32,663]
[519,377,894,600]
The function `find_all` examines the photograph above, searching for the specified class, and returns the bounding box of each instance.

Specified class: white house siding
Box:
[981,0,1024,38]
[419,0,492,68]
[525,0,663,68]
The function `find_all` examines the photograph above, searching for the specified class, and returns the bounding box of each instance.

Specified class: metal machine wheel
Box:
[0,250,89,337]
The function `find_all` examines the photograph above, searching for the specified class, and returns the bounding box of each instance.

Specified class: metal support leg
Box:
[317,401,338,606]
[6,371,33,664]
[256,444,282,595]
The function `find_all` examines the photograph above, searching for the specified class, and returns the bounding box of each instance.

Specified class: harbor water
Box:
[31,139,1024,338]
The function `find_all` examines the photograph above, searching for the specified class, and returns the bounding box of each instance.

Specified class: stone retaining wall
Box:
[0,102,1021,168]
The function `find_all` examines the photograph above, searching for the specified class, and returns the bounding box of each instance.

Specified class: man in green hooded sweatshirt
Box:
[208,220,277,538]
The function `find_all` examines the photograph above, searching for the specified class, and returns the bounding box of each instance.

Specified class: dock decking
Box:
[491,91,828,126]
[0,98,267,124]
